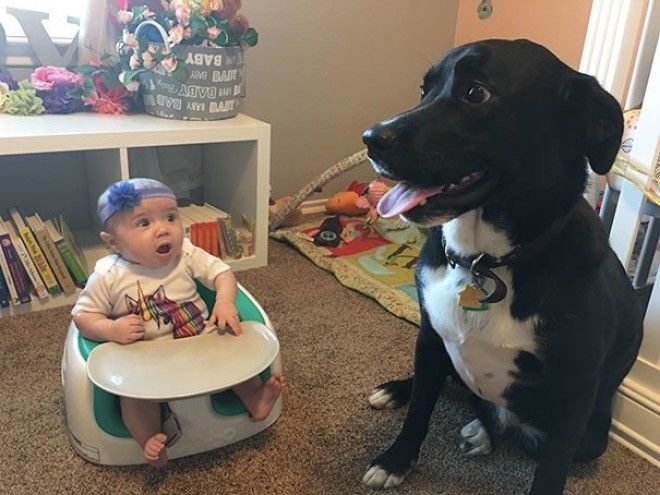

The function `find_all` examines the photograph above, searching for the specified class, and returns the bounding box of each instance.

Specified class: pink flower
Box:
[94,97,129,114]
[122,31,138,48]
[30,66,84,91]
[175,5,191,26]
[142,51,156,69]
[117,10,133,24]
[207,26,222,39]
[168,25,185,44]
[129,54,141,69]
[161,56,178,73]
[83,76,130,114]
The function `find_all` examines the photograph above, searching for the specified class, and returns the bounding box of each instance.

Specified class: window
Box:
[0,0,85,45]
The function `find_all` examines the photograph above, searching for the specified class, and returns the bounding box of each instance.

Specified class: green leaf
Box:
[82,78,96,97]
[123,69,143,82]
[241,28,258,47]
[72,64,98,75]
[132,6,147,19]
[190,14,209,38]
[213,31,230,46]
[155,11,174,30]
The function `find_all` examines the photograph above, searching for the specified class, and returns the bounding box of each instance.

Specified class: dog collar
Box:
[443,214,570,305]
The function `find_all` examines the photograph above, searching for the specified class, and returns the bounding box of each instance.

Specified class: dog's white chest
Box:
[420,265,538,406]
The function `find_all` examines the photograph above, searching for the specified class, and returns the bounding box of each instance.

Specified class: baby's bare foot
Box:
[250,374,285,422]
[144,433,168,467]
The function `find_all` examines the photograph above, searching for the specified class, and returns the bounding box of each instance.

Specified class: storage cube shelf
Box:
[0,113,270,317]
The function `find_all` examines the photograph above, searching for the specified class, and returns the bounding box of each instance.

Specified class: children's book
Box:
[0,236,19,305]
[57,214,88,275]
[188,204,221,257]
[44,219,88,287]
[2,217,48,300]
[202,204,230,258]
[0,220,31,304]
[9,207,61,296]
[180,205,215,256]
[239,214,254,256]
[26,213,76,295]
[219,217,243,259]
[0,270,10,308]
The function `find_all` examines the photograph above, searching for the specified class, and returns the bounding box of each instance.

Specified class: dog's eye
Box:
[420,84,426,100]
[464,84,491,104]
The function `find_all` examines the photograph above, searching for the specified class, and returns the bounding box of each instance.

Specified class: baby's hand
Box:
[207,300,241,336]
[110,314,145,344]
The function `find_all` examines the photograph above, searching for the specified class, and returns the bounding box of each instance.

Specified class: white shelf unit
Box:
[0,113,271,317]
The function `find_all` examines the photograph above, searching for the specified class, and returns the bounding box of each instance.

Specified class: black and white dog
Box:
[361,39,643,494]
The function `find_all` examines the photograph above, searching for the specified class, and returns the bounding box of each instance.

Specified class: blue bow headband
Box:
[97,178,176,227]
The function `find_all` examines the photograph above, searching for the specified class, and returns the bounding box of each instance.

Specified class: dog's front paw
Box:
[458,418,492,456]
[368,378,412,409]
[361,451,416,489]
[362,465,407,489]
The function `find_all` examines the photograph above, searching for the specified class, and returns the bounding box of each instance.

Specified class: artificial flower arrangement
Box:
[110,0,258,92]
[0,60,137,116]
[0,1,257,117]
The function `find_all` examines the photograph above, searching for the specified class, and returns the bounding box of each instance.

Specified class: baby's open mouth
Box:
[157,243,172,254]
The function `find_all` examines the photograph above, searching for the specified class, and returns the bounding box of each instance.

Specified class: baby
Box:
[72,178,284,467]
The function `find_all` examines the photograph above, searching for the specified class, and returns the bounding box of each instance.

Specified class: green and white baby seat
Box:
[61,282,282,465]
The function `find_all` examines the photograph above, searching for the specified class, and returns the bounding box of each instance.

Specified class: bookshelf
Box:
[0,113,271,317]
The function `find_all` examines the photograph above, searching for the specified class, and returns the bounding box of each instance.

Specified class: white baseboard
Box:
[610,373,659,467]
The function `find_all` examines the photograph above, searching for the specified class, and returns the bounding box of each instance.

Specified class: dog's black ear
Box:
[562,75,623,175]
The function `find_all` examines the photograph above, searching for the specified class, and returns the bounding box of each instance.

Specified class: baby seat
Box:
[61,282,282,465]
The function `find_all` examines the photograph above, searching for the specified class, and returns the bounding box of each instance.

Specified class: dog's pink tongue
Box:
[377,182,446,218]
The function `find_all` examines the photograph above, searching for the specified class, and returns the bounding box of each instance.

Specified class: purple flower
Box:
[0,71,18,90]
[37,84,83,114]
[107,181,141,213]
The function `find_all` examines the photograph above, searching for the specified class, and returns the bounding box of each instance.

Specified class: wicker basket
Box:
[135,20,244,121]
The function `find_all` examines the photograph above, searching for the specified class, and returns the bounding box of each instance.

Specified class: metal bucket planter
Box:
[136,21,244,121]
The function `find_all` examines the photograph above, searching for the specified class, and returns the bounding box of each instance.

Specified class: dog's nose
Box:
[362,126,397,151]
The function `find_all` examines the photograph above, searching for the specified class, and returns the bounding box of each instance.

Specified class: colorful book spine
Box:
[44,219,87,287]
[58,214,88,274]
[27,214,76,295]
[0,270,9,308]
[9,208,61,295]
[0,245,19,305]
[3,219,48,299]
[0,230,31,304]
[219,218,243,259]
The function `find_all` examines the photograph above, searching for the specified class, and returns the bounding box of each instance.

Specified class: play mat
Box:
[271,216,424,325]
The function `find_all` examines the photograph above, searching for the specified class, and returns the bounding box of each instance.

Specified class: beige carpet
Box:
[0,240,657,495]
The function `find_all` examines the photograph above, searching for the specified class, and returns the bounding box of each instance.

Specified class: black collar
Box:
[442,214,570,304]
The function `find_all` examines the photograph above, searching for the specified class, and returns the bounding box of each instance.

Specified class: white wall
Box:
[240,0,459,199]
